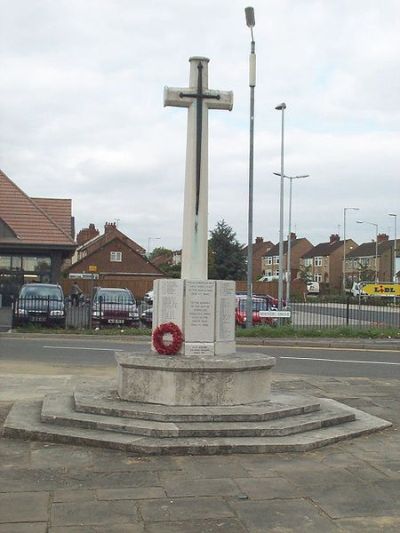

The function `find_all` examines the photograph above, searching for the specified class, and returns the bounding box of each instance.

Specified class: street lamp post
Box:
[147,237,160,257]
[388,213,397,282]
[275,103,286,310]
[273,172,309,304]
[357,220,379,282]
[245,6,256,328]
[343,207,359,293]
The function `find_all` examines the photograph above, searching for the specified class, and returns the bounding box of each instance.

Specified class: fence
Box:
[287,298,400,329]
[10,295,400,331]
[11,295,153,330]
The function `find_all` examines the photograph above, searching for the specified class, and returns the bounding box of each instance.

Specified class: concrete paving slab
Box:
[138,497,234,522]
[231,498,338,532]
[0,525,47,533]
[145,518,247,533]
[0,491,49,523]
[50,499,139,526]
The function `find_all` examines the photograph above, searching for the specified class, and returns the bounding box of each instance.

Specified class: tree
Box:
[148,247,172,261]
[208,220,246,280]
[357,262,375,282]
[298,265,313,285]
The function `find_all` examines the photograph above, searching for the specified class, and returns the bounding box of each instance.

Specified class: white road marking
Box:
[43,346,124,352]
[280,356,400,366]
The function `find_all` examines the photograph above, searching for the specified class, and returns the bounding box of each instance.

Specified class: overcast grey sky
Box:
[1,0,399,252]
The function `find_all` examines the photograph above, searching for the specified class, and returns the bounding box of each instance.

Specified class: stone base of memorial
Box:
[116,351,276,406]
[152,278,236,356]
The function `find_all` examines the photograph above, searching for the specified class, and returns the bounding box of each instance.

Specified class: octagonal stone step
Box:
[41,394,356,439]
[4,398,392,455]
[74,387,321,423]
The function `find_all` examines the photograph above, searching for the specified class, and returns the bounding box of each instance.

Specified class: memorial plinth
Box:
[117,352,276,406]
[152,278,236,356]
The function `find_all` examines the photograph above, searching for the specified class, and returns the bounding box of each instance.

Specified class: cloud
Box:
[1,0,399,252]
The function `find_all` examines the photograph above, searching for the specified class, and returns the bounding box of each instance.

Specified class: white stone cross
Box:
[164,57,233,280]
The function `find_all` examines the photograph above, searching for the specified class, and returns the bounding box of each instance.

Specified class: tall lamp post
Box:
[147,237,160,257]
[388,213,397,282]
[343,207,359,293]
[357,220,379,282]
[245,6,256,328]
[273,172,309,304]
[275,103,286,310]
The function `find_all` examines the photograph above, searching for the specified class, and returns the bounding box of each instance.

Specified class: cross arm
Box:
[207,90,233,111]
[164,86,192,108]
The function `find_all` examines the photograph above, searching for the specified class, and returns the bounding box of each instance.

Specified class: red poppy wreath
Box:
[152,322,183,355]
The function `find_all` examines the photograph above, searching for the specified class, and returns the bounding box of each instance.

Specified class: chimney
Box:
[255,237,263,244]
[76,223,99,245]
[330,233,340,244]
[104,222,117,233]
[289,232,297,240]
[377,233,389,243]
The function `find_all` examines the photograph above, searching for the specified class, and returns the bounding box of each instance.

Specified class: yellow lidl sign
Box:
[362,283,400,297]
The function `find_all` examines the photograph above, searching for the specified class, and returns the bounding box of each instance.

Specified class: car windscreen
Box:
[95,291,134,304]
[19,286,63,300]
[236,298,269,311]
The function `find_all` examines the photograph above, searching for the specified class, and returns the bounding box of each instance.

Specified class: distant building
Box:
[345,233,397,283]
[300,234,357,290]
[250,237,274,281]
[262,234,313,282]
[0,169,76,304]
[64,222,164,298]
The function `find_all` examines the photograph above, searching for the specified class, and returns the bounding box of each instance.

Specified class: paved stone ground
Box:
[1,371,400,532]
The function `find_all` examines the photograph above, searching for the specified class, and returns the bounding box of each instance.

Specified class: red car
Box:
[235,295,277,327]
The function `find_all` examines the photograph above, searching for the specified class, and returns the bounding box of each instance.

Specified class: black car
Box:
[13,283,66,327]
[91,287,140,327]
[140,306,153,328]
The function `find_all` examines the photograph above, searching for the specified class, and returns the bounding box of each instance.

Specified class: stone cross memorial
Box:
[164,57,233,280]
[152,57,235,356]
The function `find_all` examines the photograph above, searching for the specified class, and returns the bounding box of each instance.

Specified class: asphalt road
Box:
[1,335,400,379]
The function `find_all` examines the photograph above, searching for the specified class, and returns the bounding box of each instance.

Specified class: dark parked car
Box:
[140,306,153,328]
[91,287,140,327]
[13,283,66,328]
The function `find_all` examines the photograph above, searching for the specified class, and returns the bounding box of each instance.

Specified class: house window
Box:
[304,258,312,267]
[110,251,122,262]
[273,256,279,265]
[314,274,322,282]
[314,256,322,267]
[266,257,273,265]
[360,258,369,266]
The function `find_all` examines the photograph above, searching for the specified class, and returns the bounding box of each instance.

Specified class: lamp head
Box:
[275,103,286,110]
[245,7,255,27]
[388,213,397,217]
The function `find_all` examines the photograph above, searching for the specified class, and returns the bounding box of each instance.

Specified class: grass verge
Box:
[12,324,400,339]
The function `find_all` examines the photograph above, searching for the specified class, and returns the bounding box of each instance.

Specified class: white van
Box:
[307,282,320,295]
[351,282,366,298]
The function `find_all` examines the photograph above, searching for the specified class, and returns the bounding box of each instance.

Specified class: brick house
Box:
[249,237,274,281]
[262,234,313,282]
[345,234,397,283]
[300,234,358,290]
[0,169,76,304]
[64,222,164,298]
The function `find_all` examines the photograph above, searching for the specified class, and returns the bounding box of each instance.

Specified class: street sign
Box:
[361,283,400,297]
[259,310,291,318]
[69,273,99,280]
